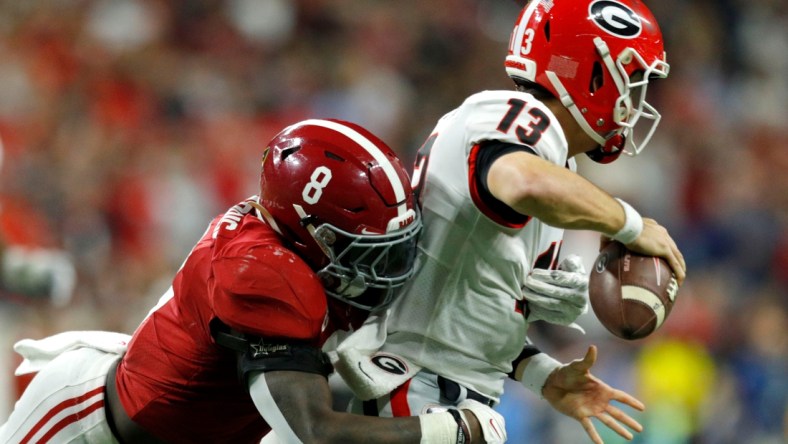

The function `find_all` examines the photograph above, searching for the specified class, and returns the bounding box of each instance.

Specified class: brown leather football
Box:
[589,241,679,340]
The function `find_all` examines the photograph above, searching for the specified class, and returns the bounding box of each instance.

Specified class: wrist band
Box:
[519,352,562,398]
[612,198,643,245]
[447,409,470,444]
[419,411,457,444]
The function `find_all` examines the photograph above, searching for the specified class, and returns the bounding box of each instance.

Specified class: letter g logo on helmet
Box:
[589,0,642,38]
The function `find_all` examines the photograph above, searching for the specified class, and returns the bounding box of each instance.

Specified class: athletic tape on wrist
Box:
[419,411,458,444]
[520,352,562,398]
[612,198,643,245]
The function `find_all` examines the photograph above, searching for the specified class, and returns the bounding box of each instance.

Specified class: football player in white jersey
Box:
[334,1,687,443]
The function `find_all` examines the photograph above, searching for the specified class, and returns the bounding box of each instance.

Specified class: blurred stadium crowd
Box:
[0,1,784,443]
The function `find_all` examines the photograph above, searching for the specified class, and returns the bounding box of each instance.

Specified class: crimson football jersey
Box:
[115,197,335,444]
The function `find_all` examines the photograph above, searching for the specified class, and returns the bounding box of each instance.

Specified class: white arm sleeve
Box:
[248,371,303,444]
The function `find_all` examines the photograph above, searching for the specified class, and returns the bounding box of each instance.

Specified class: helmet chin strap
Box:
[587,134,625,164]
[293,203,332,259]
[250,200,282,235]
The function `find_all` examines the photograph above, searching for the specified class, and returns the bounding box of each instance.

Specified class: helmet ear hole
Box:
[589,61,604,93]
[324,150,345,162]
[544,20,551,41]
[281,146,301,161]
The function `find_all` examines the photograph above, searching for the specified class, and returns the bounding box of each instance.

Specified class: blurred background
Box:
[0,0,784,443]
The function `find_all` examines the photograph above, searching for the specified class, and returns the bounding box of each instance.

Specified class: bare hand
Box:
[603,218,686,285]
[542,346,645,444]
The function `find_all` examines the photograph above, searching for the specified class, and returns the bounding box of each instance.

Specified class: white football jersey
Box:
[381,89,576,400]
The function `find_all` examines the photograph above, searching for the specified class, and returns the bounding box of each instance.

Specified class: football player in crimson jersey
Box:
[0,119,506,444]
[336,1,688,443]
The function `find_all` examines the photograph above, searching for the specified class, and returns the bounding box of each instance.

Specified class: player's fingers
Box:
[671,259,687,286]
[581,417,603,444]
[664,237,685,284]
[612,389,645,411]
[578,345,597,371]
[660,231,686,285]
[597,412,634,441]
[606,404,643,433]
[668,235,684,269]
[669,253,685,286]
[672,244,686,285]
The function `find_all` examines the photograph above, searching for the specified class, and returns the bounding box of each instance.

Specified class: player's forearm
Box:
[312,412,422,443]
[318,410,484,444]
[489,151,625,235]
[254,370,483,443]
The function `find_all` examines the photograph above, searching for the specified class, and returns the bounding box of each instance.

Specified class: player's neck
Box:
[542,99,598,158]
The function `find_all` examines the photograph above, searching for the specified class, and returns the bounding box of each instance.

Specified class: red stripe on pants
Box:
[38,399,105,444]
[390,379,412,417]
[20,386,104,444]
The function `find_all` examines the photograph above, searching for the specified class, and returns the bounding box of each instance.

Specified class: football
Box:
[589,241,679,340]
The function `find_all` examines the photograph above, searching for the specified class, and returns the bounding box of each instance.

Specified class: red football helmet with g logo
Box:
[505,0,669,163]
[257,119,421,310]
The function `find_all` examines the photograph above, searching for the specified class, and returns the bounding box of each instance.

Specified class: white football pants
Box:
[347,369,494,417]
[0,347,119,444]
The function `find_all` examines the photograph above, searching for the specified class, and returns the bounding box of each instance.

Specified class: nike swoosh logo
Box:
[360,228,380,235]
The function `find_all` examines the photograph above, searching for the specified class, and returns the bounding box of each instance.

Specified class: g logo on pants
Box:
[371,354,408,375]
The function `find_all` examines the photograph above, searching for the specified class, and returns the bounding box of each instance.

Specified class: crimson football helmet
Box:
[505,0,669,163]
[257,119,421,310]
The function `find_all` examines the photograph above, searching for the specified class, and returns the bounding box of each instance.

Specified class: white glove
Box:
[458,399,507,444]
[523,255,588,328]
